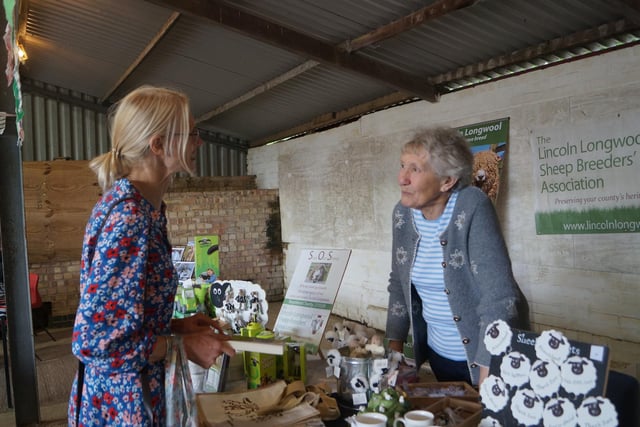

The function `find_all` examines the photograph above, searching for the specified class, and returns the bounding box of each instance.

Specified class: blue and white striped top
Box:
[411,191,466,361]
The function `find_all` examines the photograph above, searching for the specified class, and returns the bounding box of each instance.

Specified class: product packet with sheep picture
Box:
[479,321,616,427]
[194,235,220,283]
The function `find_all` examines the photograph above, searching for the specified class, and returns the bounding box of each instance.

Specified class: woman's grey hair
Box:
[402,126,473,188]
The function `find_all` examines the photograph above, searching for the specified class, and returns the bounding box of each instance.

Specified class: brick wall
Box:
[165,189,284,300]
[27,174,283,327]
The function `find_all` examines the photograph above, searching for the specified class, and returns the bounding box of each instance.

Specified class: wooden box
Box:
[417,397,482,427]
[405,381,479,408]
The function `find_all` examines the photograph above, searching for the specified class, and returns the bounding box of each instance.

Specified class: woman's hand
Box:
[171,312,227,334]
[387,339,404,353]
[182,331,236,369]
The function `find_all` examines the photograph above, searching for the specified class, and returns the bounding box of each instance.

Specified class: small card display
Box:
[479,321,616,427]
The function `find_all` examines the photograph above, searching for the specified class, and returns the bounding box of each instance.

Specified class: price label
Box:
[352,392,368,406]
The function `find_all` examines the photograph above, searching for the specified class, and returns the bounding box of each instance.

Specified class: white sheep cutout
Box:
[484,319,513,356]
[500,350,531,387]
[511,387,544,426]
[560,355,597,396]
[542,397,578,427]
[535,329,570,365]
[529,359,562,398]
[479,374,510,413]
[478,415,503,427]
[576,396,618,427]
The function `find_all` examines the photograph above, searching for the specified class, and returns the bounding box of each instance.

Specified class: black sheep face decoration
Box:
[209,280,231,308]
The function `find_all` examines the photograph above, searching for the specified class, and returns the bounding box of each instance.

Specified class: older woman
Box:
[68,86,235,426]
[385,126,529,386]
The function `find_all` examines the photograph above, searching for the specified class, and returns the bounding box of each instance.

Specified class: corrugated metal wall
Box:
[20,82,248,176]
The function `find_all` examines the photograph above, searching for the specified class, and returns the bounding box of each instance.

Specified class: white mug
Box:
[392,410,435,427]
[354,412,388,427]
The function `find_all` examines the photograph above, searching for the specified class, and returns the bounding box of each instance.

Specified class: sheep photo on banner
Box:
[457,117,510,204]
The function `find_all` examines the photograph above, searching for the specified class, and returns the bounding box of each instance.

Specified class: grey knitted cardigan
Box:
[385,186,529,385]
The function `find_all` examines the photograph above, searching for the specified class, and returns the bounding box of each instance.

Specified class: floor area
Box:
[0,326,74,426]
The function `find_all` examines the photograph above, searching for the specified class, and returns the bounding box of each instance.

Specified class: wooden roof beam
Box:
[252,19,640,147]
[341,0,479,52]
[146,0,439,102]
[430,19,640,85]
[250,92,416,148]
[99,12,181,103]
[197,0,477,123]
[196,60,319,123]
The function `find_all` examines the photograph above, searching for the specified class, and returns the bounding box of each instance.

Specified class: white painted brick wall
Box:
[250,46,640,379]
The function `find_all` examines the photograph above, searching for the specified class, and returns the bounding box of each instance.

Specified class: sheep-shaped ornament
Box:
[511,388,544,426]
[542,397,578,427]
[323,322,408,398]
[484,319,513,356]
[479,374,509,413]
[576,396,618,427]
[530,359,562,398]
[535,329,571,365]
[324,321,385,358]
[478,415,503,427]
[560,355,597,396]
[500,350,531,387]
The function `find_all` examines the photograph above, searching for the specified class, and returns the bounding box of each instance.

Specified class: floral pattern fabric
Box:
[68,178,176,426]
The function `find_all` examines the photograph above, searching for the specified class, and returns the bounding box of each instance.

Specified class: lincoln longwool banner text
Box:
[531,112,640,234]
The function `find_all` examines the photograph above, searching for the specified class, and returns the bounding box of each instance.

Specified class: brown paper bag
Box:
[197,380,321,427]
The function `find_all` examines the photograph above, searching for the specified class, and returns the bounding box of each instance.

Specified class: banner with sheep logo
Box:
[457,117,510,205]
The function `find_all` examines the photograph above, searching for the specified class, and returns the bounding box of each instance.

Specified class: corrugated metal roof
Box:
[23,0,175,96]
[226,0,438,43]
[115,17,306,104]
[367,0,631,75]
[19,86,247,176]
[13,0,640,158]
[207,65,393,141]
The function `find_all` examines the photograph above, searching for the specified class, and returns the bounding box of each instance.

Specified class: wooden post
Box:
[1,3,41,425]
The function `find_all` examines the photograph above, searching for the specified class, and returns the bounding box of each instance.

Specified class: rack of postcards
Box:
[171,236,308,393]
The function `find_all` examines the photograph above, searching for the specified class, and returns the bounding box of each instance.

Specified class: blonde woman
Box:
[68,86,234,426]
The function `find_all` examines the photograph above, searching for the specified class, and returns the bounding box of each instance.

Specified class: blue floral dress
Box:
[68,178,176,426]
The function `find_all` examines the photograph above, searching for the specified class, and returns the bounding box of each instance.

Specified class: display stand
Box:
[480,322,617,426]
[274,249,351,353]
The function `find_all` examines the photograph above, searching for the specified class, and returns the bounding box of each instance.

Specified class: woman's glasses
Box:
[170,129,200,142]
[164,129,202,146]
[187,129,202,146]
[170,129,200,138]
